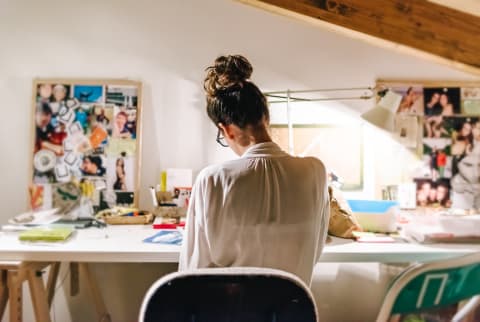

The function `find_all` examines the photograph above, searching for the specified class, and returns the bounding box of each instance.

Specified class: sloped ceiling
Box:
[237,0,480,75]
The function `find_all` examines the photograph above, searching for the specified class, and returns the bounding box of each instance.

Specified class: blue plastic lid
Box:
[347,200,398,214]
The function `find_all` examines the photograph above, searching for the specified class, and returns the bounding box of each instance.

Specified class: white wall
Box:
[1,0,479,321]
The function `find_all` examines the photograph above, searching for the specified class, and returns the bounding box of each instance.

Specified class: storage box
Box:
[347,200,399,233]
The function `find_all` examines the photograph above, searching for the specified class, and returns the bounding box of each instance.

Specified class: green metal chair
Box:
[376,253,480,322]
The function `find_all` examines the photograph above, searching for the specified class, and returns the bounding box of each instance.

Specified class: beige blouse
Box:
[178,142,330,285]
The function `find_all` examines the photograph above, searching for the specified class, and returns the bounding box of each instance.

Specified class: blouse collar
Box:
[241,142,289,158]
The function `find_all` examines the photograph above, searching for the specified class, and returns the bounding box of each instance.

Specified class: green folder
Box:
[19,227,74,242]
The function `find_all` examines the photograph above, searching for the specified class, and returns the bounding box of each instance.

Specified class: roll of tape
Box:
[33,149,56,172]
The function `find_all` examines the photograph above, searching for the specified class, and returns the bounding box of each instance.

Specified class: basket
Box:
[152,206,186,218]
[103,213,154,225]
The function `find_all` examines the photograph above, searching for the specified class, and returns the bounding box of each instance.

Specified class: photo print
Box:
[461,87,480,115]
[441,117,480,156]
[394,114,419,148]
[73,85,104,104]
[421,138,453,180]
[415,178,451,208]
[106,153,135,192]
[391,85,424,115]
[80,154,106,177]
[423,88,461,139]
[424,87,461,116]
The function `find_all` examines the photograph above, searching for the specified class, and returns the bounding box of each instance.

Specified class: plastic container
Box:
[347,200,399,233]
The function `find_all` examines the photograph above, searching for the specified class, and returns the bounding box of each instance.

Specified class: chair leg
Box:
[79,263,111,322]
[27,269,51,322]
[7,270,22,322]
[452,295,480,322]
[0,270,8,320]
[46,263,60,307]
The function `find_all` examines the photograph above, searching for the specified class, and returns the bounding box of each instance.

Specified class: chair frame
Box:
[139,267,319,322]
[376,252,480,322]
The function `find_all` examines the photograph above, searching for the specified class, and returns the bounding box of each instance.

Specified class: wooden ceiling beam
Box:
[237,0,480,75]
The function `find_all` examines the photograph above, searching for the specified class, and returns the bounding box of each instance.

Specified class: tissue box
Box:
[347,200,399,233]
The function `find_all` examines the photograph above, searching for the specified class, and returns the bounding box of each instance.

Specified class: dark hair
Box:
[36,102,52,115]
[203,55,269,129]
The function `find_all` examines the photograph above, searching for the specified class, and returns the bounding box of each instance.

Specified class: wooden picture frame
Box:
[30,79,142,211]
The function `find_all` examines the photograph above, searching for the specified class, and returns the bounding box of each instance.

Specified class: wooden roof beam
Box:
[237,0,480,75]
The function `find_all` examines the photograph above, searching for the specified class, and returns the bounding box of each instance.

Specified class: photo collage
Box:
[388,84,480,208]
[31,81,141,211]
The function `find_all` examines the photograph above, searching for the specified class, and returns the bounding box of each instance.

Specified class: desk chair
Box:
[376,253,480,322]
[139,267,318,322]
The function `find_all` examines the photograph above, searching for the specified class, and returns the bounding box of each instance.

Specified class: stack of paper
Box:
[403,215,480,243]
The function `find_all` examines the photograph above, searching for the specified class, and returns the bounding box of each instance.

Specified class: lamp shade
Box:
[361,90,402,132]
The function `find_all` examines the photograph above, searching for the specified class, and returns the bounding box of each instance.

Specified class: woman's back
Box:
[179,142,330,285]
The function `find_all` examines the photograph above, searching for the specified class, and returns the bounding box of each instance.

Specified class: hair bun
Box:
[204,55,253,97]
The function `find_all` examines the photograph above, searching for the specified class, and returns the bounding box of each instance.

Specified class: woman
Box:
[439,93,454,116]
[179,55,330,285]
[113,158,127,191]
[451,120,473,156]
[112,111,132,138]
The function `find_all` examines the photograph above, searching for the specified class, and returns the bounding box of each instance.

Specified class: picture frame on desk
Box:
[29,79,143,211]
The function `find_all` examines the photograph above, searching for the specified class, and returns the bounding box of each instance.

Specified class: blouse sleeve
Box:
[178,171,213,270]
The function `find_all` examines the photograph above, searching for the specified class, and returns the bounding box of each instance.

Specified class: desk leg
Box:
[7,270,22,322]
[27,269,51,322]
[79,263,111,322]
[70,263,79,297]
[0,270,8,320]
[46,263,60,307]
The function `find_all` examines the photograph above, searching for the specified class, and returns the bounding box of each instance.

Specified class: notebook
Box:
[19,227,75,242]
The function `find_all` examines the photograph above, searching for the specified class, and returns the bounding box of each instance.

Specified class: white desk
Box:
[0,225,480,263]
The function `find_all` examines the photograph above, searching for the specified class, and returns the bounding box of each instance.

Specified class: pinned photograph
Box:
[35,102,64,156]
[37,83,71,104]
[106,154,134,191]
[414,178,451,208]
[451,153,480,209]
[89,126,108,149]
[92,104,113,132]
[112,107,135,139]
[106,85,137,108]
[442,117,480,156]
[73,85,104,103]
[394,115,419,148]
[391,86,424,115]
[80,155,106,177]
[461,87,480,115]
[424,87,461,116]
